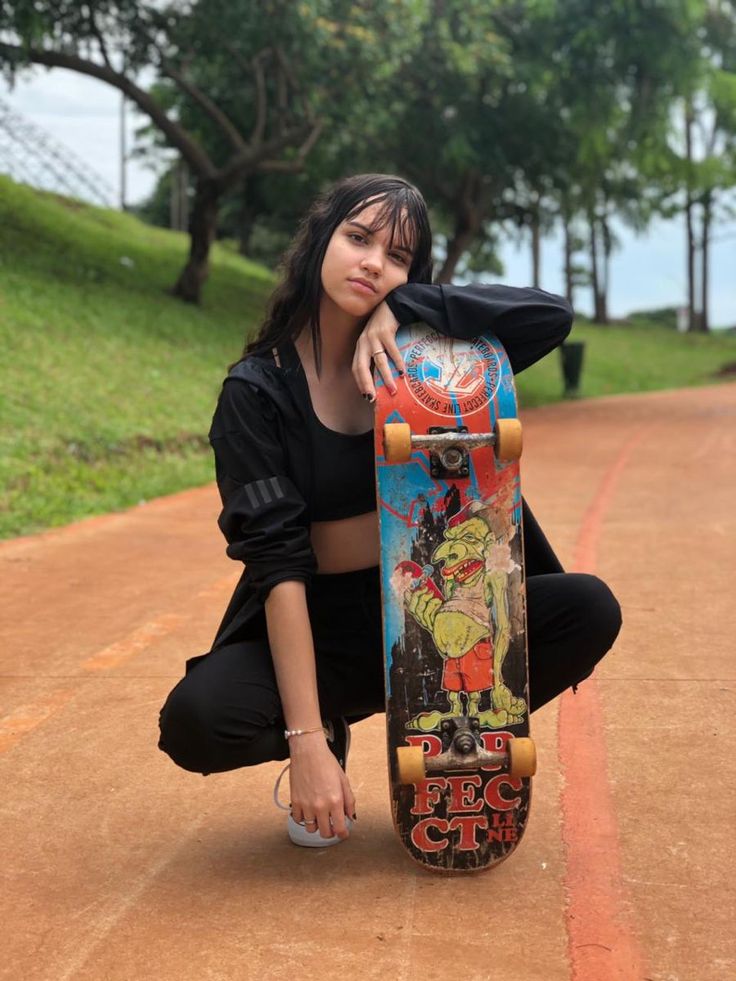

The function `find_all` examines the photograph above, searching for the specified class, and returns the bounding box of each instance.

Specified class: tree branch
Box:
[251,49,269,145]
[84,7,114,72]
[274,45,316,126]
[0,42,216,178]
[223,43,271,143]
[258,119,324,173]
[159,59,247,154]
[276,54,288,136]
[217,119,323,187]
[274,45,299,95]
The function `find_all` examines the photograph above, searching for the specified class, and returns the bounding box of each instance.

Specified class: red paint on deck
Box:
[560,430,647,980]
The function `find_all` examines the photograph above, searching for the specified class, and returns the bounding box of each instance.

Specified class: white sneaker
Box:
[285,812,354,848]
[273,718,353,848]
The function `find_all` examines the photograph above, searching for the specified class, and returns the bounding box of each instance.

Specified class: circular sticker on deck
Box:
[405,334,501,417]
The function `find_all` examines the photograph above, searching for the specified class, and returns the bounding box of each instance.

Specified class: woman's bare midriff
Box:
[310,511,379,573]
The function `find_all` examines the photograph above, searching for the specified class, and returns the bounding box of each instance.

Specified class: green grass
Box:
[517,317,736,408]
[0,176,273,539]
[1,175,734,538]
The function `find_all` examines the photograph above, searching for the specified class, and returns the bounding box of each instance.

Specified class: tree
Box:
[685,0,736,331]
[130,0,426,269]
[542,0,706,323]
[365,0,521,282]
[1,0,323,302]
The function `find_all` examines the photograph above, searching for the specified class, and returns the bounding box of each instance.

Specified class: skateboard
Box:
[374,325,536,873]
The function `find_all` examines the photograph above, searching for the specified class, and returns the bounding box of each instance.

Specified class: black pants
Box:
[158,567,621,775]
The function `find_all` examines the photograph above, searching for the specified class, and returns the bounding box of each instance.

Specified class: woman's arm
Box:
[384,282,573,375]
[209,377,317,600]
[265,580,356,840]
[209,377,355,839]
[265,581,323,732]
[353,283,573,400]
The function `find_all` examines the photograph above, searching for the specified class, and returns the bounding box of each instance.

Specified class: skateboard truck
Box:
[429,426,470,478]
[396,717,536,784]
[383,419,523,466]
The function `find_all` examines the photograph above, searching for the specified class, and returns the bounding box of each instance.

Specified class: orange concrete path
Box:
[1,384,734,981]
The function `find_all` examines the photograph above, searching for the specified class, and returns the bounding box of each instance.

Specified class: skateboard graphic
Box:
[374,325,536,873]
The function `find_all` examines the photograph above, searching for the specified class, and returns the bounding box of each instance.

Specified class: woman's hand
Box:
[288,732,356,840]
[352,300,406,402]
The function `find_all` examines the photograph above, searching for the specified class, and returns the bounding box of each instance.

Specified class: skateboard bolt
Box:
[455,732,476,755]
[441,448,464,470]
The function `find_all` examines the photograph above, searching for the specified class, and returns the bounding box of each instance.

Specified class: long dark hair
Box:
[238,173,433,372]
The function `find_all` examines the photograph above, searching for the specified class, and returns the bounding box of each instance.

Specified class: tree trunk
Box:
[530,198,541,287]
[436,171,484,283]
[437,227,477,282]
[589,211,609,325]
[684,102,697,332]
[170,158,189,232]
[532,213,541,289]
[589,210,604,323]
[700,191,712,333]
[562,202,574,303]
[600,211,611,325]
[685,198,697,330]
[172,178,220,303]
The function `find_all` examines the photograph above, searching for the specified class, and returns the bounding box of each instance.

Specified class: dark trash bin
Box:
[559,341,585,398]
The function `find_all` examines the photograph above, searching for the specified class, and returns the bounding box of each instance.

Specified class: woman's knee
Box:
[570,574,622,666]
[158,667,286,774]
[584,575,621,640]
[158,679,219,774]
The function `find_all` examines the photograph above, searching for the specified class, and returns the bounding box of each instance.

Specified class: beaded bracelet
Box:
[284,726,324,740]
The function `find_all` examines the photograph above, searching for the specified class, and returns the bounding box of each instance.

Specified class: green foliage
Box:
[623,306,679,329]
[0,1,174,79]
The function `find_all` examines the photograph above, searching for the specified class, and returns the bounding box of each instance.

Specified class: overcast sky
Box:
[2,67,734,327]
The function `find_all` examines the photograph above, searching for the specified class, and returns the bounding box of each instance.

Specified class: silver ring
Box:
[304,818,317,826]
[372,349,385,357]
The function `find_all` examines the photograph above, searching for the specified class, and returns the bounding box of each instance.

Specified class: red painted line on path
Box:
[0,689,75,754]
[560,430,647,980]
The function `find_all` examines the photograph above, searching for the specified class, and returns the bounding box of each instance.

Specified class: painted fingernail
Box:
[398,370,405,377]
[352,813,358,821]
[362,393,372,401]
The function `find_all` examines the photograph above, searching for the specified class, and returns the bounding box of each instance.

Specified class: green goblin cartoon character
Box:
[403,499,526,731]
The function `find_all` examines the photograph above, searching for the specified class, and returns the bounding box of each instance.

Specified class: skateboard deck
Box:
[374,325,535,873]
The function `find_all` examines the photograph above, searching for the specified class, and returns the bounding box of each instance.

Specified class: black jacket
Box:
[207,282,572,652]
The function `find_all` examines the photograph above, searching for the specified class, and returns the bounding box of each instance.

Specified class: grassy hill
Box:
[1,175,734,539]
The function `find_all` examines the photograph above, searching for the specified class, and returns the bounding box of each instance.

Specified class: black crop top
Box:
[306,412,375,520]
[282,341,376,521]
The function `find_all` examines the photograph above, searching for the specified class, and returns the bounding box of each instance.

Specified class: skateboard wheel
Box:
[384,423,412,464]
[397,746,426,784]
[508,737,537,778]
[494,418,523,462]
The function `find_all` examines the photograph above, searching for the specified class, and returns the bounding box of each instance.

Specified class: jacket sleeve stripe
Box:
[243,477,286,510]
[268,477,285,500]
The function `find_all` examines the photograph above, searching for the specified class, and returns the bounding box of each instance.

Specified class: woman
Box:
[158,173,621,847]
